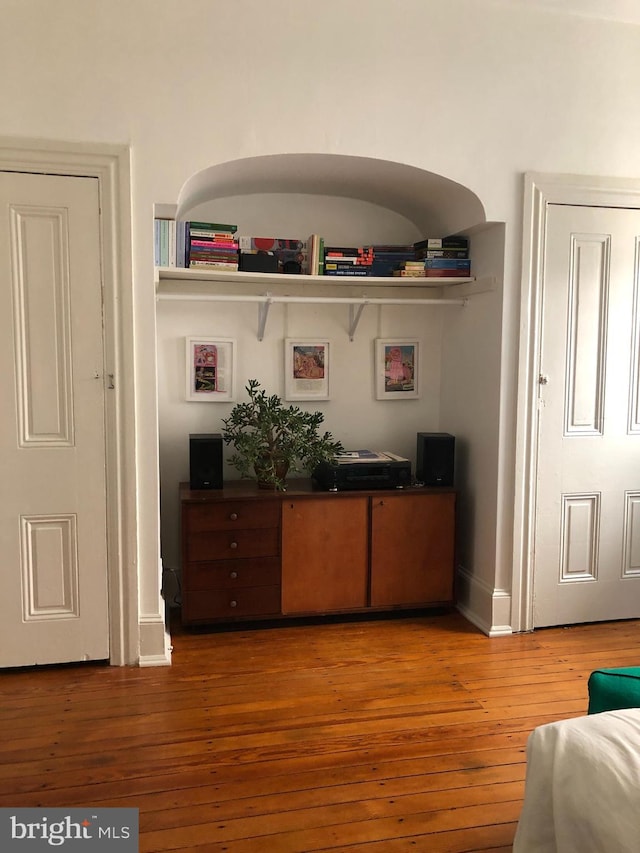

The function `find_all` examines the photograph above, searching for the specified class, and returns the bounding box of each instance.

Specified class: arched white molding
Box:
[176,153,486,237]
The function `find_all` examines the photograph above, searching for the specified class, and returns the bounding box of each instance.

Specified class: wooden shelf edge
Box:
[155,266,475,289]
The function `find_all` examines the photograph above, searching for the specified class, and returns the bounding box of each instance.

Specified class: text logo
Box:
[0,809,138,850]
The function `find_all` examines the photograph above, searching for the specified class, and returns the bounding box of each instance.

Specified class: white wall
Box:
[3,0,639,646]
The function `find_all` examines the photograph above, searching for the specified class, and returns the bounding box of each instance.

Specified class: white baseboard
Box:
[456,565,513,637]
[138,614,172,667]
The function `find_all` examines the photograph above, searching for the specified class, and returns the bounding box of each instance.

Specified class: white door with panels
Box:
[534,204,640,627]
[0,170,110,666]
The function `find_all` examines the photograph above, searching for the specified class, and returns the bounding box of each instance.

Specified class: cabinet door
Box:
[281,497,368,614]
[370,493,455,607]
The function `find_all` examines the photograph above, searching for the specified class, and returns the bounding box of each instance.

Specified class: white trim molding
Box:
[512,171,640,633]
[0,137,139,665]
[456,565,513,637]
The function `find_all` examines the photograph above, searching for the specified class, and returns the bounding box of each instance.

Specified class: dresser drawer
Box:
[182,585,281,622]
[185,500,280,533]
[186,527,280,562]
[185,557,281,591]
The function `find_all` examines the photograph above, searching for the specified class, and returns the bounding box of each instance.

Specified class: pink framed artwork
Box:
[375,338,420,400]
[185,337,236,402]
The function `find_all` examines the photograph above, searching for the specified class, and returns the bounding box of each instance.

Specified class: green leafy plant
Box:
[221,379,343,490]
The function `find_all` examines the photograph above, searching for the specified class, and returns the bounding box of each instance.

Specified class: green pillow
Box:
[588,667,640,714]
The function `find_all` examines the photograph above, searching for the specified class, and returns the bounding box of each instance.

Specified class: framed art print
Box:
[284,339,330,401]
[185,337,236,402]
[375,338,420,400]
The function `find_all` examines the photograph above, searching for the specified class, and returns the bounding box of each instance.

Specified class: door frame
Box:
[512,172,640,632]
[0,137,137,665]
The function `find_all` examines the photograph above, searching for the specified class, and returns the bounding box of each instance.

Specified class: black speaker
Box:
[416,432,455,487]
[189,433,223,490]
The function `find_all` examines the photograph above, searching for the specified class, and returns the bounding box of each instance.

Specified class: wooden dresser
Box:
[180,480,456,626]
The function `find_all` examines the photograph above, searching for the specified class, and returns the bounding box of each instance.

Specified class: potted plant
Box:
[221,379,344,490]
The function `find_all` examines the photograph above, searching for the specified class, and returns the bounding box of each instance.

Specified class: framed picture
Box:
[284,339,330,401]
[185,337,236,402]
[375,338,420,400]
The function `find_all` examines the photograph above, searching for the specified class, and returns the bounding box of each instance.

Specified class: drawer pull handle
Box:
[230,600,238,608]
[229,512,238,521]
[230,571,238,579]
[230,541,238,550]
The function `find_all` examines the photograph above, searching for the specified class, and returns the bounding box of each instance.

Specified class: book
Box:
[189,252,238,260]
[370,244,415,253]
[423,268,471,278]
[325,262,372,272]
[188,221,238,233]
[176,221,187,267]
[188,234,238,243]
[324,247,366,257]
[413,236,469,251]
[154,219,161,266]
[307,233,322,276]
[190,240,238,249]
[325,246,375,259]
[168,220,176,267]
[189,260,239,270]
[415,248,469,259]
[324,268,369,276]
[159,219,169,267]
[423,258,471,272]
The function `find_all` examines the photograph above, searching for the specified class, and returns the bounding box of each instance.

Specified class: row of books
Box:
[183,221,239,272]
[322,235,470,278]
[154,220,471,277]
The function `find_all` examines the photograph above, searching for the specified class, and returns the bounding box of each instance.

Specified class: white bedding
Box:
[513,708,640,852]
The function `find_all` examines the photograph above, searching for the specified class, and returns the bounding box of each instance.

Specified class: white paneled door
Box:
[534,204,640,627]
[0,171,109,666]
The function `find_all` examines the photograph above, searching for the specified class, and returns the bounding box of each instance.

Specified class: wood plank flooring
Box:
[1,609,639,852]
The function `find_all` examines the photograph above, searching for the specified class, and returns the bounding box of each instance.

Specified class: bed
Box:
[513,708,640,852]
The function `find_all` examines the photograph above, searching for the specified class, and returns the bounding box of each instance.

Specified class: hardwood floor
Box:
[1,609,639,852]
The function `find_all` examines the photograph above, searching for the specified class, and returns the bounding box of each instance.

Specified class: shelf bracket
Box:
[257,296,273,341]
[348,302,368,341]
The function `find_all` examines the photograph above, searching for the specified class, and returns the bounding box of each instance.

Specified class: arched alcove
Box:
[158,153,504,642]
[176,153,486,241]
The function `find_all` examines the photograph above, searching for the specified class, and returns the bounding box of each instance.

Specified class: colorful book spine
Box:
[325,262,371,272]
[307,234,322,275]
[423,258,471,272]
[176,221,187,268]
[188,232,237,241]
[413,236,469,251]
[324,268,369,276]
[189,260,239,269]
[423,268,471,278]
[189,221,238,233]
[190,241,239,251]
